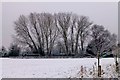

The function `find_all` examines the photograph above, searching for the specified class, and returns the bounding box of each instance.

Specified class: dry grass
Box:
[76,62,118,78]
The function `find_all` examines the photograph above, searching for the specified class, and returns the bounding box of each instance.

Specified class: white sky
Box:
[1,2,118,48]
[0,3,2,48]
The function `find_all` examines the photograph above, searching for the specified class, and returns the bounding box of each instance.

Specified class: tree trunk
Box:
[71,25,74,54]
[64,37,69,55]
[115,54,119,72]
[80,37,84,55]
[46,36,49,56]
[97,51,101,77]
[63,31,69,55]
[75,33,79,54]
[98,65,101,77]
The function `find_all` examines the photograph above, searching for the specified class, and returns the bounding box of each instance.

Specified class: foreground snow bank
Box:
[2,58,118,78]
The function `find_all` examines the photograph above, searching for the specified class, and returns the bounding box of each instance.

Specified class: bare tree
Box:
[14,15,37,52]
[75,16,92,55]
[29,13,44,55]
[89,24,117,77]
[14,13,59,56]
[37,13,59,56]
[14,14,45,56]
[69,14,77,54]
[55,13,71,55]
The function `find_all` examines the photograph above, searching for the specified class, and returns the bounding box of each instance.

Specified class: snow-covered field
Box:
[0,58,2,80]
[1,58,118,78]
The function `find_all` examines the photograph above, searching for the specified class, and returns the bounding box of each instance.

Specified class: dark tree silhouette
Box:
[9,44,21,57]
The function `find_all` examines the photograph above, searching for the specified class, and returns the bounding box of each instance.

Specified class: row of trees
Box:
[0,12,117,58]
[12,12,117,57]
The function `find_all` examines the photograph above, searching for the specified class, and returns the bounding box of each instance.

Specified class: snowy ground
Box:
[1,58,118,78]
[0,58,2,80]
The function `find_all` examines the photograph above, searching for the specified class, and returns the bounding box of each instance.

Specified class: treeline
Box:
[0,12,118,58]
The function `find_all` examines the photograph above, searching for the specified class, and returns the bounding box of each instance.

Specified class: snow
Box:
[0,58,2,80]
[1,58,118,78]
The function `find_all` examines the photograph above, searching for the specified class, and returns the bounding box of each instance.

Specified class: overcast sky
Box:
[2,2,118,48]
